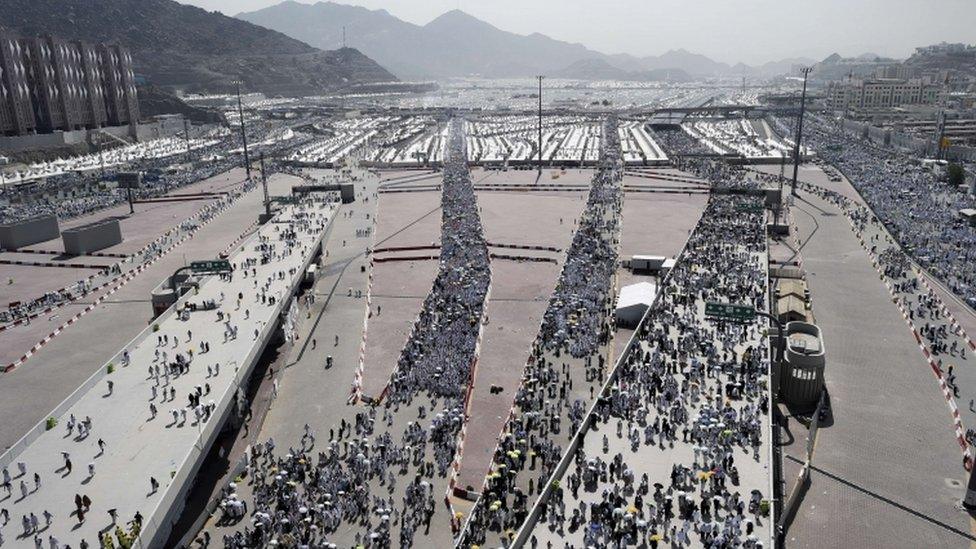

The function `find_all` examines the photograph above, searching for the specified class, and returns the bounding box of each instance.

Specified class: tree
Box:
[948,163,965,187]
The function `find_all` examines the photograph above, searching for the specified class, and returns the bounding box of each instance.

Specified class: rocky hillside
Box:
[553,58,691,82]
[137,85,225,124]
[0,0,396,95]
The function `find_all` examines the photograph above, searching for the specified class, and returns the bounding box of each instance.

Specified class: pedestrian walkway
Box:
[529,193,772,549]
[0,194,338,549]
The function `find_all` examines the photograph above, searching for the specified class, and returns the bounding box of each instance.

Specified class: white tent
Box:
[615,282,657,328]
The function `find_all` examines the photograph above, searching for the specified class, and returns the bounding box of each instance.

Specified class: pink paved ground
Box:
[456,189,588,490]
[475,167,596,187]
[373,191,442,250]
[0,264,97,305]
[0,169,249,309]
[0,251,118,266]
[616,186,708,288]
[359,260,440,398]
[359,187,443,398]
[23,168,248,257]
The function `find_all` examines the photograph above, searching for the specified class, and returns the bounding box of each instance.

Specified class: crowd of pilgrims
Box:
[386,118,491,404]
[650,128,716,157]
[459,117,627,546]
[792,115,976,307]
[217,119,490,548]
[528,194,771,549]
[539,117,624,359]
[0,124,312,224]
[796,177,976,442]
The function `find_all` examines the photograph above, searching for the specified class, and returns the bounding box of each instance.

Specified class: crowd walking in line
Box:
[459,116,628,547]
[526,193,770,549]
[213,119,491,548]
[794,115,976,307]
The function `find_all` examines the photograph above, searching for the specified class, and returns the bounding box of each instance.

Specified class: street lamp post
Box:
[235,81,252,180]
[790,67,812,197]
[537,75,544,176]
[260,153,270,217]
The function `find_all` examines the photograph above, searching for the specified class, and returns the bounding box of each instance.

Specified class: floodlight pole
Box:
[260,153,270,217]
[537,75,544,175]
[754,309,786,365]
[790,67,812,197]
[235,81,252,180]
[183,118,192,162]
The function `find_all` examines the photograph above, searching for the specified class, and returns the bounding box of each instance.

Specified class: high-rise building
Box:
[0,33,138,136]
[826,77,942,111]
[0,37,36,135]
[98,44,138,128]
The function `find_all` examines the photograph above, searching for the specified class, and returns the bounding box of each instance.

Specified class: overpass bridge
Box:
[0,194,339,548]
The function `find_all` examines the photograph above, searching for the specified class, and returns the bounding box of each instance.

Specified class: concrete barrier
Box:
[0,215,60,251]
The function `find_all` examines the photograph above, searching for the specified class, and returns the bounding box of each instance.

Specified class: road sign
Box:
[117,172,143,189]
[190,259,232,273]
[705,302,756,322]
[737,203,764,214]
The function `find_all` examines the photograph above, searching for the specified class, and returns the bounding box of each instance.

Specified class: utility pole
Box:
[790,67,812,197]
[260,153,270,217]
[537,75,544,175]
[235,81,252,181]
[935,74,949,160]
[342,26,346,49]
[261,153,271,217]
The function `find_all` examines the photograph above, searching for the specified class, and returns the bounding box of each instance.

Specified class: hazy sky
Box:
[185,0,975,65]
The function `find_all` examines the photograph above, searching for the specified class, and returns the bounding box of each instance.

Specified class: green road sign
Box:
[705,302,756,322]
[737,203,764,214]
[190,259,232,273]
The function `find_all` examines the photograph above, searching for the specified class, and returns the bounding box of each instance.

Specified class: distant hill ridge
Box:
[0,0,396,96]
[237,1,817,79]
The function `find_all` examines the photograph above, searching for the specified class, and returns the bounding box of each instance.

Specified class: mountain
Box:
[137,85,226,124]
[238,3,606,79]
[238,1,812,80]
[635,49,730,75]
[553,58,690,82]
[0,0,396,96]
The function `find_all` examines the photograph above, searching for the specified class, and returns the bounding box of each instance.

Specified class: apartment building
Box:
[0,33,138,136]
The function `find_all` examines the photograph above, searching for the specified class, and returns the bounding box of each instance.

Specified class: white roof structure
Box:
[616,281,658,327]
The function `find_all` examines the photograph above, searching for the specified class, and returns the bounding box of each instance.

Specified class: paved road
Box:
[784,188,972,548]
